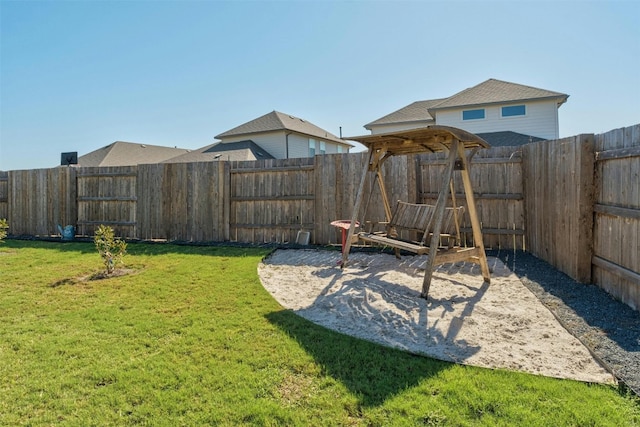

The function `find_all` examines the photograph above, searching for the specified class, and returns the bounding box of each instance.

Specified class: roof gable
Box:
[215,110,351,146]
[164,140,275,163]
[429,79,569,111]
[78,141,190,166]
[365,98,446,128]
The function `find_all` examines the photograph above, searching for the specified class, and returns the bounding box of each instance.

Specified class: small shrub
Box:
[94,225,127,275]
[0,218,8,242]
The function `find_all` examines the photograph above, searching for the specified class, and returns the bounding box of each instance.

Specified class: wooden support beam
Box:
[457,141,491,284]
[421,139,459,298]
[435,247,481,264]
[376,170,392,222]
[342,151,374,267]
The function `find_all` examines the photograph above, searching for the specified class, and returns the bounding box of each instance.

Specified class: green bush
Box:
[94,224,127,275]
[0,218,8,242]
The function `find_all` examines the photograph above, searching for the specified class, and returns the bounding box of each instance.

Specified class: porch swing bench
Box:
[340,125,492,298]
[358,201,483,264]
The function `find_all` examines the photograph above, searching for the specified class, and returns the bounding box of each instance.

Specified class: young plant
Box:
[0,218,8,242]
[94,224,127,275]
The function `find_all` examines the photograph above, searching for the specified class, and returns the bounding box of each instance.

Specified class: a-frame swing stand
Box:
[340,126,491,299]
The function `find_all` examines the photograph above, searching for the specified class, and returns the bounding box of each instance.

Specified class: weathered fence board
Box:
[523,135,595,283]
[230,158,313,243]
[7,168,77,236]
[593,124,640,309]
[137,162,229,242]
[77,166,137,238]
[418,146,525,250]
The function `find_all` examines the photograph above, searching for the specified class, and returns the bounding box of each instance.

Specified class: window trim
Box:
[462,108,485,121]
[309,139,316,156]
[501,104,526,118]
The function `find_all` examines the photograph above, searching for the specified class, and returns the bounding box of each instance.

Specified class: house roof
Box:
[365,79,569,130]
[164,140,275,163]
[429,78,569,111]
[364,99,445,128]
[215,110,353,146]
[476,131,545,147]
[77,141,191,167]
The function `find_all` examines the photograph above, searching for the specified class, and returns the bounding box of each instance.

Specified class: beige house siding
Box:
[434,99,560,140]
[220,131,349,159]
[221,131,287,158]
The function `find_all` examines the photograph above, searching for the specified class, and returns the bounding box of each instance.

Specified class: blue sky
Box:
[1,0,638,171]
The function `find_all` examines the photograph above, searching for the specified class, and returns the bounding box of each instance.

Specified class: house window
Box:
[502,105,526,117]
[462,109,485,120]
[309,139,316,156]
[337,146,343,154]
[320,141,326,154]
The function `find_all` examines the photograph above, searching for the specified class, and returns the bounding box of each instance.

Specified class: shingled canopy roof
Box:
[344,125,490,157]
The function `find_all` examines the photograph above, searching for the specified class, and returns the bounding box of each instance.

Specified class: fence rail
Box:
[0,124,638,309]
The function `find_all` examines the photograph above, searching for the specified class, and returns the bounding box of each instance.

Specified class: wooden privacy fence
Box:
[136,162,229,242]
[77,167,137,238]
[2,168,76,236]
[592,126,640,309]
[417,146,525,250]
[0,124,638,309]
[230,158,313,244]
[0,150,525,247]
[523,134,595,283]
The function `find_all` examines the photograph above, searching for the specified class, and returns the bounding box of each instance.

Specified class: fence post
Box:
[576,134,596,283]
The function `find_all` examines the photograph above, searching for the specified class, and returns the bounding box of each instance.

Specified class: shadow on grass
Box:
[266,309,452,408]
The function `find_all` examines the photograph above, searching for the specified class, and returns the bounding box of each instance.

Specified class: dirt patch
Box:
[51,268,138,287]
[258,249,615,384]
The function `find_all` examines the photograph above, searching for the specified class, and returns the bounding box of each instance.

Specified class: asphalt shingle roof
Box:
[215,111,351,146]
[164,140,275,163]
[77,141,191,167]
[365,79,569,129]
[476,131,545,147]
[365,99,445,128]
[429,79,569,110]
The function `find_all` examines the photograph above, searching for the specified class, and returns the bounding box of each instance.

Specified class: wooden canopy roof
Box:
[344,125,490,156]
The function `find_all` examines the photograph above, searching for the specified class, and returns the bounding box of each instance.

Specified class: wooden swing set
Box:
[340,125,492,299]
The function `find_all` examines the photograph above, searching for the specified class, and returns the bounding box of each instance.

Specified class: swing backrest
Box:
[388,201,464,243]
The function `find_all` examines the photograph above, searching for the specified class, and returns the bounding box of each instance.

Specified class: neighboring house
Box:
[365,79,569,144]
[214,110,353,159]
[164,140,275,163]
[76,141,191,167]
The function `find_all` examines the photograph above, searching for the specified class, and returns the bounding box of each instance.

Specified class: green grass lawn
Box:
[0,240,638,426]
